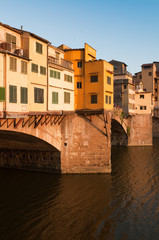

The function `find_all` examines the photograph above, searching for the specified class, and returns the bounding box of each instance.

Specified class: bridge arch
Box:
[111,119,128,146]
[0,130,61,173]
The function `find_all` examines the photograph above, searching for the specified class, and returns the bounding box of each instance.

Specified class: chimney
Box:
[21,25,23,31]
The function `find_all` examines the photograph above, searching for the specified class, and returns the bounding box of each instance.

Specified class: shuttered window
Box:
[106,95,108,104]
[50,70,53,78]
[64,92,70,104]
[91,95,97,104]
[64,74,72,82]
[90,75,98,82]
[21,61,27,74]
[34,87,44,103]
[20,87,28,104]
[36,42,43,54]
[9,85,17,103]
[10,57,17,71]
[107,76,111,85]
[77,62,82,68]
[40,66,46,75]
[6,33,16,50]
[31,63,38,73]
[109,96,111,104]
[50,70,60,79]
[77,82,82,89]
[0,87,5,101]
[52,92,58,104]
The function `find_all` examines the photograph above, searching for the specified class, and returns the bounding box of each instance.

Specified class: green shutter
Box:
[9,85,17,103]
[64,92,70,104]
[50,70,53,78]
[36,42,42,54]
[40,66,46,75]
[34,87,44,103]
[6,33,11,44]
[21,87,28,104]
[32,63,38,73]
[0,87,5,101]
[52,92,58,104]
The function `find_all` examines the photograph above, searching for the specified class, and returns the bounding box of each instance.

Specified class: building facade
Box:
[48,45,74,111]
[109,60,135,115]
[59,43,114,111]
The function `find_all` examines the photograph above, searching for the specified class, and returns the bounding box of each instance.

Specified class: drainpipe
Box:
[47,44,49,111]
[3,53,7,118]
[83,49,85,109]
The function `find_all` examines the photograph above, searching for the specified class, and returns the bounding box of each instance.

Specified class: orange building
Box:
[58,43,114,111]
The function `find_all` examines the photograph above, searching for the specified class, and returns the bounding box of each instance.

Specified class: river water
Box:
[1,138,159,240]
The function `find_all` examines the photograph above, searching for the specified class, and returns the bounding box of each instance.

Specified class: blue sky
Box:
[1,0,159,74]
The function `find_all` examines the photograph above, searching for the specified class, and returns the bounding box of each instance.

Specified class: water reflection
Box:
[0,139,159,239]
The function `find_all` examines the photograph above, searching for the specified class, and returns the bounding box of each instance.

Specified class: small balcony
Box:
[48,56,73,70]
[0,41,29,58]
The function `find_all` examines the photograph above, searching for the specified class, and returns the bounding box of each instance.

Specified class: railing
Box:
[48,56,73,70]
[0,40,29,58]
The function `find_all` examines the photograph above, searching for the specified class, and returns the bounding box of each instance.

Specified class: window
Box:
[9,85,17,103]
[77,61,82,68]
[149,72,152,76]
[50,70,60,79]
[64,74,72,82]
[155,97,158,101]
[20,87,28,104]
[77,82,82,89]
[107,76,111,85]
[10,57,17,71]
[55,52,60,60]
[31,63,38,73]
[155,79,157,84]
[155,88,157,93]
[21,61,27,74]
[140,106,147,110]
[124,85,127,89]
[6,33,16,50]
[34,87,44,103]
[64,92,70,104]
[106,95,108,104]
[0,87,5,101]
[140,95,144,99]
[36,42,42,54]
[90,75,98,82]
[140,75,142,79]
[40,66,46,75]
[109,96,111,104]
[91,95,97,104]
[52,92,58,104]
[114,65,118,70]
[143,66,151,69]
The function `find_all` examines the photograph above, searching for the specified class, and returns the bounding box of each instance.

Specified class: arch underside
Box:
[111,119,128,146]
[0,130,61,173]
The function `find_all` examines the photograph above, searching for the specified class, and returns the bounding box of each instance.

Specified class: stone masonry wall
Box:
[60,113,111,173]
[152,117,159,137]
[127,114,152,146]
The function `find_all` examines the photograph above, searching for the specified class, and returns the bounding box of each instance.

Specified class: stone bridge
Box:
[111,109,152,146]
[0,110,152,174]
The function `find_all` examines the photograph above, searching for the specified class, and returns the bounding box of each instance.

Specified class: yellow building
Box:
[48,45,74,112]
[22,31,49,113]
[0,22,30,118]
[0,22,50,116]
[58,43,113,111]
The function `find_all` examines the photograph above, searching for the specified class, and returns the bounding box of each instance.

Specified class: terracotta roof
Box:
[142,63,153,67]
[109,59,127,66]
[0,22,50,44]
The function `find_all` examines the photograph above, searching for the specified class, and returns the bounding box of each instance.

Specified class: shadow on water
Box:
[1,138,159,239]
